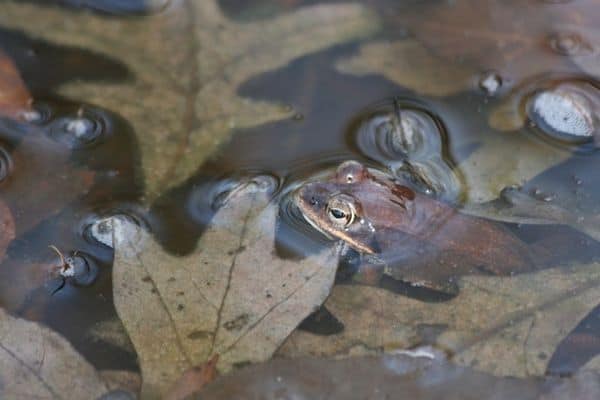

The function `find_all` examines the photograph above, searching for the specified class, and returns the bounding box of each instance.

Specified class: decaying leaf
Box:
[113,182,339,398]
[0,307,109,399]
[279,262,600,378]
[99,370,142,398]
[0,48,30,119]
[1,128,94,236]
[166,355,218,400]
[394,0,600,86]
[199,352,600,399]
[0,197,15,262]
[457,132,570,203]
[336,39,476,97]
[0,0,379,200]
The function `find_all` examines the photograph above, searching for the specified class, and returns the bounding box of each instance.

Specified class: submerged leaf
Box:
[2,128,95,236]
[457,132,570,203]
[113,182,339,398]
[0,308,109,399]
[280,262,600,378]
[166,355,218,400]
[395,0,600,86]
[336,39,476,97]
[0,0,379,200]
[199,352,600,399]
[0,48,30,119]
[0,197,14,262]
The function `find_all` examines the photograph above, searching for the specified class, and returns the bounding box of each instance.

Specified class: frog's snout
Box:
[295,183,328,212]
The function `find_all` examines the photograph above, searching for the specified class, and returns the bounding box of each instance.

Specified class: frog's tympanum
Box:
[295,160,539,295]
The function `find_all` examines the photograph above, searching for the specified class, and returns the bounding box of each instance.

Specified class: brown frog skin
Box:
[294,160,539,295]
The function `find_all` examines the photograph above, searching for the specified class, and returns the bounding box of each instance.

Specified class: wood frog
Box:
[294,160,580,296]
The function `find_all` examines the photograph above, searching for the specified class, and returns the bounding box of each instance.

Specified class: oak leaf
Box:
[0,307,110,399]
[0,0,379,200]
[112,181,339,398]
[279,262,600,378]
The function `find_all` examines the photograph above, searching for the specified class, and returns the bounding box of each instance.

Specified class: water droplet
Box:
[527,83,598,143]
[479,71,502,96]
[47,107,110,149]
[0,146,13,183]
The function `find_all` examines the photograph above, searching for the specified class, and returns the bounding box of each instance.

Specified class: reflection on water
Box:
[1,0,600,395]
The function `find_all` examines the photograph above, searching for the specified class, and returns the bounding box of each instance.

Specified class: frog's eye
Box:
[326,195,357,227]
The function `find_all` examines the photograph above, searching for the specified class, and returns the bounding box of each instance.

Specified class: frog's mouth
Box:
[301,212,334,240]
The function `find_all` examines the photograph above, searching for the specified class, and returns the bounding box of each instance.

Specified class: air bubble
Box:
[479,71,502,96]
[350,100,463,202]
[51,248,99,288]
[82,212,148,249]
[395,159,462,201]
[47,107,110,149]
[548,32,591,56]
[19,101,53,125]
[211,174,280,209]
[61,252,99,286]
[354,105,443,162]
[527,83,598,143]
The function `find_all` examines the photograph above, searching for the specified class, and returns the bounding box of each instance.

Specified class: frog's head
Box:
[294,161,380,254]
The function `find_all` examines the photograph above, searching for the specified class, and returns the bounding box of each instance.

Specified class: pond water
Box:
[0,0,599,397]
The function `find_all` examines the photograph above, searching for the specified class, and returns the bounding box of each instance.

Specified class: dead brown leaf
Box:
[198,353,600,399]
[0,197,15,262]
[0,0,379,200]
[395,0,600,85]
[0,307,109,399]
[113,181,339,398]
[0,48,30,119]
[166,355,219,400]
[279,262,600,378]
[336,39,476,97]
[3,130,94,236]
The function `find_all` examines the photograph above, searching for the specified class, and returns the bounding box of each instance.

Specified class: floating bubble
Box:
[479,71,502,96]
[18,101,52,125]
[82,212,148,250]
[210,173,280,210]
[47,107,110,149]
[395,159,462,202]
[350,100,463,202]
[0,146,12,183]
[548,32,592,56]
[61,252,99,286]
[527,83,598,144]
[353,104,443,162]
[50,246,100,289]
